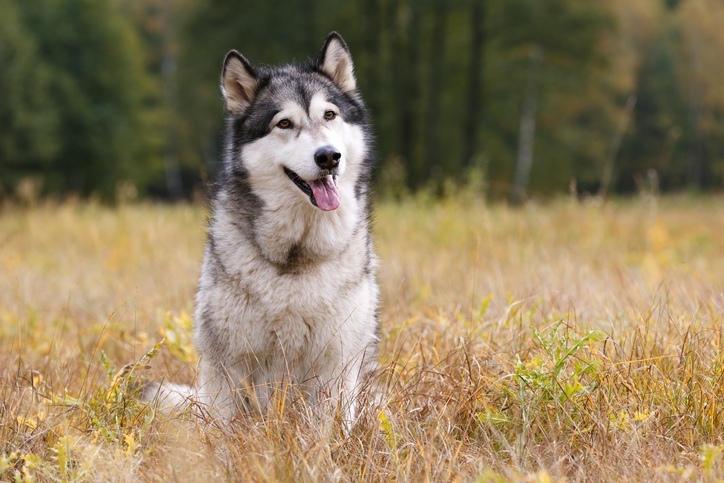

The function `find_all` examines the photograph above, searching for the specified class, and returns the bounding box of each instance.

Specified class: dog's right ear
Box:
[221,50,258,115]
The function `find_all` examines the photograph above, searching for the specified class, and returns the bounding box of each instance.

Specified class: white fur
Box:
[241,93,366,263]
[147,80,378,425]
[146,33,377,425]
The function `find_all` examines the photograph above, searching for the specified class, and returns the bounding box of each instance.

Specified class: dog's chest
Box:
[201,199,373,360]
[212,236,368,353]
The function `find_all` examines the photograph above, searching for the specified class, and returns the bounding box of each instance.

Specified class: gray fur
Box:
[147,32,378,423]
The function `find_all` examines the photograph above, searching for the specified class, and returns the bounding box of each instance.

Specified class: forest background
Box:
[1,0,723,201]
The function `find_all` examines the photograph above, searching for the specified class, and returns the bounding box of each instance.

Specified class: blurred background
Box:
[1,0,723,202]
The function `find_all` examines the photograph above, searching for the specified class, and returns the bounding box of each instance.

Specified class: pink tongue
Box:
[308,176,340,211]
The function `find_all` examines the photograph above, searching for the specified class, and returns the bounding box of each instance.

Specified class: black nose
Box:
[314,146,341,170]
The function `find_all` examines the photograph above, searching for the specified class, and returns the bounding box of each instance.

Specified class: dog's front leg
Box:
[197,357,243,421]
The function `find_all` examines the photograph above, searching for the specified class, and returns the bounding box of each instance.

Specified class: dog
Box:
[146,32,379,423]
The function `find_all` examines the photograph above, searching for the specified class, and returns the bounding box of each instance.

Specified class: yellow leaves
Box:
[122,433,139,457]
[106,363,139,395]
[53,437,73,479]
[103,339,162,400]
[474,468,509,483]
[160,310,197,363]
[0,453,19,474]
[525,355,544,371]
[16,416,39,430]
[0,454,41,483]
[563,374,584,400]
[609,408,651,431]
[701,444,724,479]
[16,410,48,430]
[528,470,553,483]
[656,444,724,480]
[30,370,42,389]
[135,330,149,345]
[378,410,397,452]
[16,397,48,430]
[1,433,144,483]
[633,410,651,422]
[18,465,36,483]
[378,409,410,461]
[477,293,494,320]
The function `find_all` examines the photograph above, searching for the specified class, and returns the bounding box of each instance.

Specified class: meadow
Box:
[1,194,723,482]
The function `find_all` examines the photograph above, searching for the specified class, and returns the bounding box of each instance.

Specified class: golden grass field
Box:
[1,195,724,482]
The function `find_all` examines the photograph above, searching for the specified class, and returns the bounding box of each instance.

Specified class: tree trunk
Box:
[422,0,448,187]
[399,1,420,187]
[687,26,704,189]
[462,0,486,170]
[302,0,316,54]
[162,0,182,200]
[511,45,542,204]
[599,95,637,200]
[363,0,381,121]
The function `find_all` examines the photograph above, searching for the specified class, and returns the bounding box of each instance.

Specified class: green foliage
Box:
[80,341,161,442]
[0,0,163,199]
[1,0,724,198]
[174,0,621,197]
[514,322,604,405]
[0,0,59,191]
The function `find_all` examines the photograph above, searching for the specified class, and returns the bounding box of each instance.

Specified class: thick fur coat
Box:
[149,32,379,421]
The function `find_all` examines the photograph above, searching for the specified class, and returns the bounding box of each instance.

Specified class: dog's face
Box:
[221,33,369,212]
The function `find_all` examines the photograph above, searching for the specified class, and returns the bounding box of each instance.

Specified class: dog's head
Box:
[221,32,370,213]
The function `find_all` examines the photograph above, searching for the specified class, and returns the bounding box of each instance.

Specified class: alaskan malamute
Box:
[148,32,379,423]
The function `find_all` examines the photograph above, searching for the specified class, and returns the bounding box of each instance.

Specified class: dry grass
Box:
[1,194,724,482]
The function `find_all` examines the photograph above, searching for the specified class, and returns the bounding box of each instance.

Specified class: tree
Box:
[4,0,163,198]
[0,0,59,193]
[5,0,719,199]
[461,0,487,171]
[486,0,614,195]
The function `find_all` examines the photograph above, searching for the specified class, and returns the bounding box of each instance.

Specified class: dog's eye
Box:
[324,111,336,121]
[277,119,292,129]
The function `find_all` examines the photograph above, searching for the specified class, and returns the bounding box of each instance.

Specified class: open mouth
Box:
[284,167,340,211]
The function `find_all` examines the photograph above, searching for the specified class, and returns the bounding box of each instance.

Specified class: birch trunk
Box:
[511,45,542,204]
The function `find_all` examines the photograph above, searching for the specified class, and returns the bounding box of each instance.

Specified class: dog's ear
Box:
[316,32,356,93]
[221,50,258,115]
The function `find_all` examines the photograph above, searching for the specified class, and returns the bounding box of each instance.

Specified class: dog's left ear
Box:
[222,50,259,116]
[316,32,356,93]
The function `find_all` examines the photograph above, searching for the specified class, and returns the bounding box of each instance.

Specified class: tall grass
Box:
[1,195,723,481]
